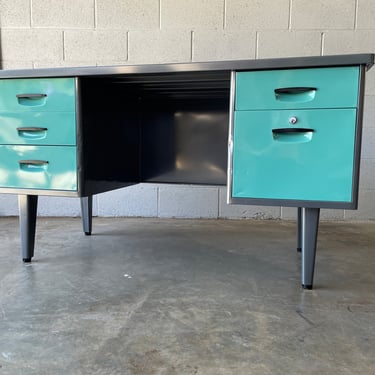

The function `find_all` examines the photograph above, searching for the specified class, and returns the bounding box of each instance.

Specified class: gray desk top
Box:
[0,54,373,79]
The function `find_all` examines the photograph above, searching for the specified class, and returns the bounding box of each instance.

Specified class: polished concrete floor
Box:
[0,216,374,374]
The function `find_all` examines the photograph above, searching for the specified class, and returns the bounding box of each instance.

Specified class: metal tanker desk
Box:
[0,54,373,289]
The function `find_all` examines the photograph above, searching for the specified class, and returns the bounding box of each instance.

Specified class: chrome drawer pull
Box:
[19,160,49,166]
[272,128,314,134]
[18,160,49,172]
[274,87,317,95]
[17,127,48,132]
[16,93,47,99]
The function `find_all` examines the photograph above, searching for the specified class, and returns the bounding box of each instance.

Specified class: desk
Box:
[0,54,373,289]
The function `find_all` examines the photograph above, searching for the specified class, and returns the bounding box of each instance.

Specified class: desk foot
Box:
[302,284,313,290]
[23,258,32,263]
[80,196,93,236]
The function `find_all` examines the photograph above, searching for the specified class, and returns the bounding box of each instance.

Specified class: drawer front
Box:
[232,109,357,202]
[0,78,76,112]
[236,67,359,110]
[0,145,77,191]
[0,112,76,145]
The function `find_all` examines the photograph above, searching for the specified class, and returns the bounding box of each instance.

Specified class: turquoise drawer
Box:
[232,109,357,202]
[236,67,359,110]
[0,112,76,145]
[0,145,77,191]
[0,78,76,112]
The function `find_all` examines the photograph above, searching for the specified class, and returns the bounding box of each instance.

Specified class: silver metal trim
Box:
[350,64,367,210]
[0,188,79,197]
[74,77,84,197]
[0,54,373,79]
[227,70,236,204]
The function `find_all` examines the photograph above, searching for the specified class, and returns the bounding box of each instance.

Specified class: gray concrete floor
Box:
[0,217,374,375]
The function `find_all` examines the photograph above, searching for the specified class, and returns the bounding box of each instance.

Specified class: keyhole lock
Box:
[289,116,298,125]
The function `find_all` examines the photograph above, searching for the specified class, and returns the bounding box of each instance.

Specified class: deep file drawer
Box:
[0,112,76,145]
[0,145,77,191]
[231,109,357,203]
[0,78,76,112]
[235,67,360,110]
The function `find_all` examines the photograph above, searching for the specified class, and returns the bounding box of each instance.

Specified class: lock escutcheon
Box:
[289,116,298,125]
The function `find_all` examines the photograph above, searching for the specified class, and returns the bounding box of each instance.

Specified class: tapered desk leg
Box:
[297,207,302,252]
[301,207,320,290]
[80,196,93,235]
[18,195,38,263]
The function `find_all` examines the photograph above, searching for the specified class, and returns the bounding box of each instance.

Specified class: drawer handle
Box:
[274,87,317,95]
[19,160,49,172]
[16,93,47,107]
[17,127,48,132]
[17,127,48,140]
[16,93,47,99]
[272,128,314,134]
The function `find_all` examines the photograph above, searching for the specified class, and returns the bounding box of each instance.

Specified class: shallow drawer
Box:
[232,108,357,202]
[0,112,76,145]
[0,145,77,191]
[236,67,359,110]
[0,78,76,112]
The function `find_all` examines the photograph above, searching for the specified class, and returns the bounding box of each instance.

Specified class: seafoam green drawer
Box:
[232,109,357,202]
[0,145,77,191]
[0,112,76,145]
[236,67,359,110]
[0,78,76,112]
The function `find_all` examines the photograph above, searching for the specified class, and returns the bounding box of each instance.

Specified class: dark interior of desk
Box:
[79,71,231,195]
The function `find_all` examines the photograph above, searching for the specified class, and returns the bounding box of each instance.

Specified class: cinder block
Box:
[33,60,99,68]
[38,196,98,217]
[345,189,375,220]
[0,61,33,69]
[128,30,191,64]
[97,0,159,29]
[64,30,128,62]
[0,29,63,61]
[257,31,322,58]
[159,185,219,218]
[219,187,281,219]
[97,184,158,217]
[359,159,375,189]
[291,0,356,29]
[0,0,30,27]
[318,209,346,220]
[32,0,94,28]
[363,109,375,128]
[161,0,224,29]
[361,127,375,158]
[0,194,18,216]
[364,94,375,111]
[193,31,255,61]
[357,0,375,29]
[323,30,375,55]
[281,207,345,221]
[225,0,290,30]
[364,69,375,96]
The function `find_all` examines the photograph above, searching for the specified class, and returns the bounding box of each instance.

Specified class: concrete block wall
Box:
[0,0,374,220]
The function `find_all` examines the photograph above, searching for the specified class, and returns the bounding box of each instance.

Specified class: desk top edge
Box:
[0,54,373,79]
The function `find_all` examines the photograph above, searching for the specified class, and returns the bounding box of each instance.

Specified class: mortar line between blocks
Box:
[354,0,359,29]
[288,0,293,30]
